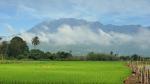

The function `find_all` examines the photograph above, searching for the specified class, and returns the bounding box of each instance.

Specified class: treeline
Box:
[0,36,149,61]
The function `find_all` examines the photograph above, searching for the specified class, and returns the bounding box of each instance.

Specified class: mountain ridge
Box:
[2,18,150,56]
[28,18,149,34]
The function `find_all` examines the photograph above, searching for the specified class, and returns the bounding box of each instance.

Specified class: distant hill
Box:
[10,18,150,56]
[28,18,149,34]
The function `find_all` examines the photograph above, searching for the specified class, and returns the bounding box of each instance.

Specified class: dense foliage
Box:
[32,36,40,49]
[87,52,119,61]
[0,36,149,61]
[7,37,29,58]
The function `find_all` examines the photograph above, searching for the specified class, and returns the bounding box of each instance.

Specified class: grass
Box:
[0,61,131,84]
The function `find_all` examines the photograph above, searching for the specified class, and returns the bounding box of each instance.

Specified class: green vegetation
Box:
[0,61,131,84]
[32,36,40,49]
[0,36,137,84]
[7,37,29,58]
[0,36,149,61]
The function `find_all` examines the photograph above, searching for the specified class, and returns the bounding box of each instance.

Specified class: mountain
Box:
[23,18,150,56]
[28,18,149,34]
[28,18,102,34]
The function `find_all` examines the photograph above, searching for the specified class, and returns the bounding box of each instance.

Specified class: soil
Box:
[124,73,141,84]
[124,64,141,84]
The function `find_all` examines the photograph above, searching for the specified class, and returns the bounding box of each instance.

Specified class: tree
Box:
[45,52,55,60]
[32,36,40,49]
[8,36,29,58]
[28,49,45,60]
[0,41,8,55]
[0,41,8,60]
[131,54,140,61]
[0,37,2,60]
[0,37,2,41]
[55,51,72,60]
[87,52,119,61]
[110,51,113,55]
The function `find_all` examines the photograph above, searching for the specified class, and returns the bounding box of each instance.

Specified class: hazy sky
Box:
[1,0,150,36]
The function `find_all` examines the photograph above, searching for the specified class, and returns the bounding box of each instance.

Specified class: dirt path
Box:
[124,64,150,84]
[124,73,140,84]
[124,64,140,84]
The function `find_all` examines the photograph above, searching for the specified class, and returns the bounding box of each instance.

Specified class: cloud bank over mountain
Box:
[19,18,150,56]
[1,0,150,36]
[21,24,150,48]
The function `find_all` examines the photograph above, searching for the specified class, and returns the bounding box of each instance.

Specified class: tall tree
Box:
[0,41,8,60]
[32,36,40,49]
[110,51,113,55]
[0,37,2,60]
[8,36,29,58]
[0,37,2,41]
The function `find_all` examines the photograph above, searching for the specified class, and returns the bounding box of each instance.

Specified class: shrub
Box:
[28,49,45,60]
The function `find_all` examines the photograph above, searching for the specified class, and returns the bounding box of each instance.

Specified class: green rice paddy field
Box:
[0,61,131,84]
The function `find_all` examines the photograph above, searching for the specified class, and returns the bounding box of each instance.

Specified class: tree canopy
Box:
[8,36,29,58]
[32,36,40,49]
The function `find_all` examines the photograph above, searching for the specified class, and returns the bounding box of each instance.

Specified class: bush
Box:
[28,49,45,60]
[45,52,55,60]
[86,52,119,61]
[55,51,72,60]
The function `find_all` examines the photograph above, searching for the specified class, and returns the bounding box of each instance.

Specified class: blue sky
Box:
[1,0,150,36]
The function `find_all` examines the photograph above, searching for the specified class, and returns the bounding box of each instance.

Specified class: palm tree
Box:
[32,36,40,49]
[0,37,2,42]
[0,37,2,61]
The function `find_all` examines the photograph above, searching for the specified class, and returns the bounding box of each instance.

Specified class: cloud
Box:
[0,24,16,35]
[110,32,133,44]
[1,0,150,37]
[26,0,150,22]
[54,25,112,45]
[20,25,112,46]
[1,0,150,24]
[18,24,150,56]
[132,28,150,49]
[5,24,15,33]
[1,0,150,55]
[20,24,150,47]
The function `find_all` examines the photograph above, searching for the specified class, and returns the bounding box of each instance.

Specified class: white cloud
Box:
[20,32,35,43]
[46,25,113,46]
[19,24,150,49]
[72,0,150,15]
[18,24,150,56]
[132,28,150,49]
[2,0,150,22]
[110,32,133,44]
[2,24,16,35]
[5,25,14,32]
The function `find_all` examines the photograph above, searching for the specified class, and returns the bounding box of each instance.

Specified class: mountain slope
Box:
[21,18,150,56]
[28,18,149,34]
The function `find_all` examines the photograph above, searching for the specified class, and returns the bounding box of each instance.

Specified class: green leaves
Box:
[8,36,29,58]
[32,36,40,49]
